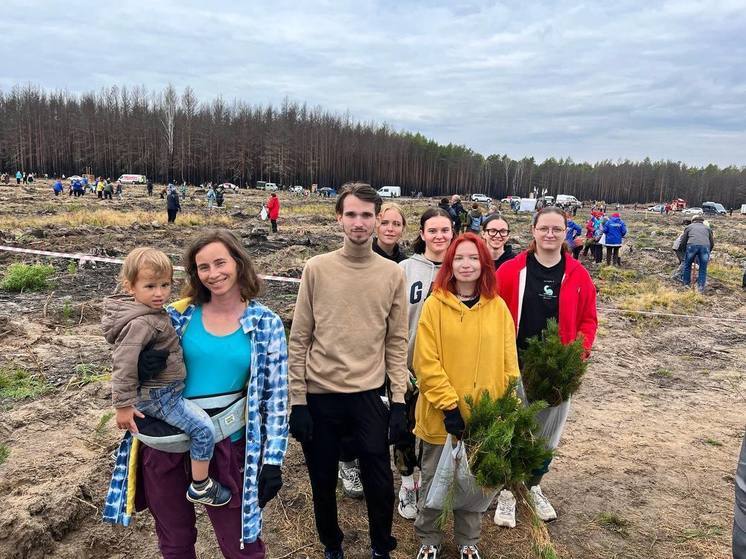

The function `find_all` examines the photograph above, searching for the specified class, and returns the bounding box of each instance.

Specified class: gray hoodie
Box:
[680,221,714,251]
[399,254,442,369]
[101,294,185,408]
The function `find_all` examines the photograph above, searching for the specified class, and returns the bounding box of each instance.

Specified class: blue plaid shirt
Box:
[103,298,289,545]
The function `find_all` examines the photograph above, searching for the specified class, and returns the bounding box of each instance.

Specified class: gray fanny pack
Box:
[133,391,246,453]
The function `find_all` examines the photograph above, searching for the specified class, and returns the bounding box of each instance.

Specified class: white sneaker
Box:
[529,485,557,521]
[338,462,363,499]
[458,545,481,559]
[415,544,440,559]
[493,489,516,528]
[397,481,418,520]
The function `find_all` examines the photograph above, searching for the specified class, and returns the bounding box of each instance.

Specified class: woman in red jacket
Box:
[494,206,597,528]
[266,193,280,233]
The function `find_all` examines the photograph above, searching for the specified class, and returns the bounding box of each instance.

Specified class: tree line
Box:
[1,84,744,206]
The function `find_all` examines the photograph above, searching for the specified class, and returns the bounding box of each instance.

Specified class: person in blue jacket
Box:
[602,212,627,266]
[565,217,583,259]
[52,178,64,196]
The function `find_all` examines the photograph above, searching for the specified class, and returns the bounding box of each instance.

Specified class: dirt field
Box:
[0,180,743,559]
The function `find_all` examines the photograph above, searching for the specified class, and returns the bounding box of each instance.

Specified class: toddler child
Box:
[102,247,231,507]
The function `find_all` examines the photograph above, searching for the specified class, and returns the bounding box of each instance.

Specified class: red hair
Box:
[433,233,498,299]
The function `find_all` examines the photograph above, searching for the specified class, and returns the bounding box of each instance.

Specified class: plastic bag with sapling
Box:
[425,434,497,513]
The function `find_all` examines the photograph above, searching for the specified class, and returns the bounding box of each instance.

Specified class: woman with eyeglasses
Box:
[493,206,597,529]
[480,214,515,270]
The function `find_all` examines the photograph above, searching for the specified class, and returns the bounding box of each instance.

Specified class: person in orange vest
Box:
[266,193,280,233]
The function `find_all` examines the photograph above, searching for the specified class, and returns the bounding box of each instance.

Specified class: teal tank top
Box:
[181,307,252,441]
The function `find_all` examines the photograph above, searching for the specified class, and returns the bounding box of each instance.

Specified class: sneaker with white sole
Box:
[397,482,418,520]
[494,489,516,528]
[415,544,441,559]
[529,485,557,521]
[338,462,364,499]
[458,545,481,559]
[186,477,232,507]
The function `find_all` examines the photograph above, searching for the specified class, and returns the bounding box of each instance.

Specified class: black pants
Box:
[270,219,278,233]
[167,209,178,223]
[593,243,603,263]
[104,191,112,200]
[606,246,620,266]
[572,245,582,260]
[303,391,396,554]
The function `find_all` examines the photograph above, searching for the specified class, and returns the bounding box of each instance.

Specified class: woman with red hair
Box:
[412,233,520,559]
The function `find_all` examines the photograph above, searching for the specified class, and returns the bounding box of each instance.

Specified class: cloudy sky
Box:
[2,0,745,167]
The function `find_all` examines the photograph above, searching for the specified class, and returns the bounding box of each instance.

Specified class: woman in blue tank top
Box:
[138,230,288,558]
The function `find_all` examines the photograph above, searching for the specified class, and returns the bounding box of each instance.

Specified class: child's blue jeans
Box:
[137,381,216,462]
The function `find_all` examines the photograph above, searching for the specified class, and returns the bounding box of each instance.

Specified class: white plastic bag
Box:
[425,434,497,512]
[259,206,268,220]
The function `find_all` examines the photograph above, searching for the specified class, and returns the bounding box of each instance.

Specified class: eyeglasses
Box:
[535,226,566,235]
[484,228,509,238]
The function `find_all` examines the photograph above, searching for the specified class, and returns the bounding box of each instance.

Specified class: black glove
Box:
[257,464,283,508]
[388,402,409,444]
[443,407,465,439]
[137,344,169,383]
[289,405,313,444]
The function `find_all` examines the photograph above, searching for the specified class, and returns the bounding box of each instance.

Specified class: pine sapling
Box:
[519,318,587,406]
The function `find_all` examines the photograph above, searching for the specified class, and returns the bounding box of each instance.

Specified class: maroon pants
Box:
[138,437,265,559]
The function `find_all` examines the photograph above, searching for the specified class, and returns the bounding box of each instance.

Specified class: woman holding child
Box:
[105,230,288,559]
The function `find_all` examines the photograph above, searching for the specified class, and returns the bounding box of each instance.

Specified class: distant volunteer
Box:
[495,206,597,527]
[480,214,515,270]
[602,213,627,266]
[394,207,455,521]
[412,233,519,559]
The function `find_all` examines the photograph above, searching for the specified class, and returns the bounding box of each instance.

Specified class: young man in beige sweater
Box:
[288,183,410,559]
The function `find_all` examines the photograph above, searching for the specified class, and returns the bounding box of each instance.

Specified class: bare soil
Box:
[0,180,743,558]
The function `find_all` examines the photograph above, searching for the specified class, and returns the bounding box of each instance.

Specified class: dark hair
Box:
[412,207,453,254]
[440,197,449,205]
[432,233,498,299]
[181,229,263,304]
[335,182,382,215]
[528,206,569,254]
[481,213,508,231]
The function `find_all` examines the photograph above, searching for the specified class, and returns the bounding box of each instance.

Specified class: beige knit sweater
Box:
[288,237,409,405]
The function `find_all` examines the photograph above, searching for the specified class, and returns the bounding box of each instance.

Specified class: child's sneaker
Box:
[415,544,441,559]
[186,477,232,507]
[458,545,481,559]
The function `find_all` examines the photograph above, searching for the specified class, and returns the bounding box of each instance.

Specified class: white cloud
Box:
[1,0,745,166]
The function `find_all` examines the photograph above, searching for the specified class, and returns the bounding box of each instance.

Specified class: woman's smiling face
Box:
[195,241,239,297]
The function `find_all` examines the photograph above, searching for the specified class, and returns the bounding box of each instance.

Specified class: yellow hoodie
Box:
[413,289,520,445]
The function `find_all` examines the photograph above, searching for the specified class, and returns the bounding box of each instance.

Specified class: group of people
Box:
[103,183,597,559]
[50,176,122,199]
[578,210,628,266]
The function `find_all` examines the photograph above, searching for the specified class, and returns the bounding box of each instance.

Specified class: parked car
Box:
[290,185,305,193]
[702,201,727,215]
[556,194,582,209]
[318,187,337,197]
[217,182,239,192]
[681,207,703,215]
[116,174,147,184]
[501,195,521,204]
[378,186,401,198]
[470,193,491,203]
[648,204,664,212]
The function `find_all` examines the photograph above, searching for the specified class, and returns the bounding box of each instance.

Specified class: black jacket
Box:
[372,238,406,263]
[166,191,181,211]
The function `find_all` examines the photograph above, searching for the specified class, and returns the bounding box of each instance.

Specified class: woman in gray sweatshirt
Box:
[395,207,454,521]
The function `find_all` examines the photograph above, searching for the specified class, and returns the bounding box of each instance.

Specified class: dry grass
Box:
[707,261,743,287]
[618,285,704,313]
[3,208,232,228]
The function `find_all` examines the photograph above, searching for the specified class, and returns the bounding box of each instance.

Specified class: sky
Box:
[2,0,745,167]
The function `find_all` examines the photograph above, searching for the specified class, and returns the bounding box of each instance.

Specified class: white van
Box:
[378,186,401,198]
[261,182,278,191]
[556,194,581,209]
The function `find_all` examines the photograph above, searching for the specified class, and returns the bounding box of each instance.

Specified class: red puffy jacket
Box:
[495,251,598,357]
